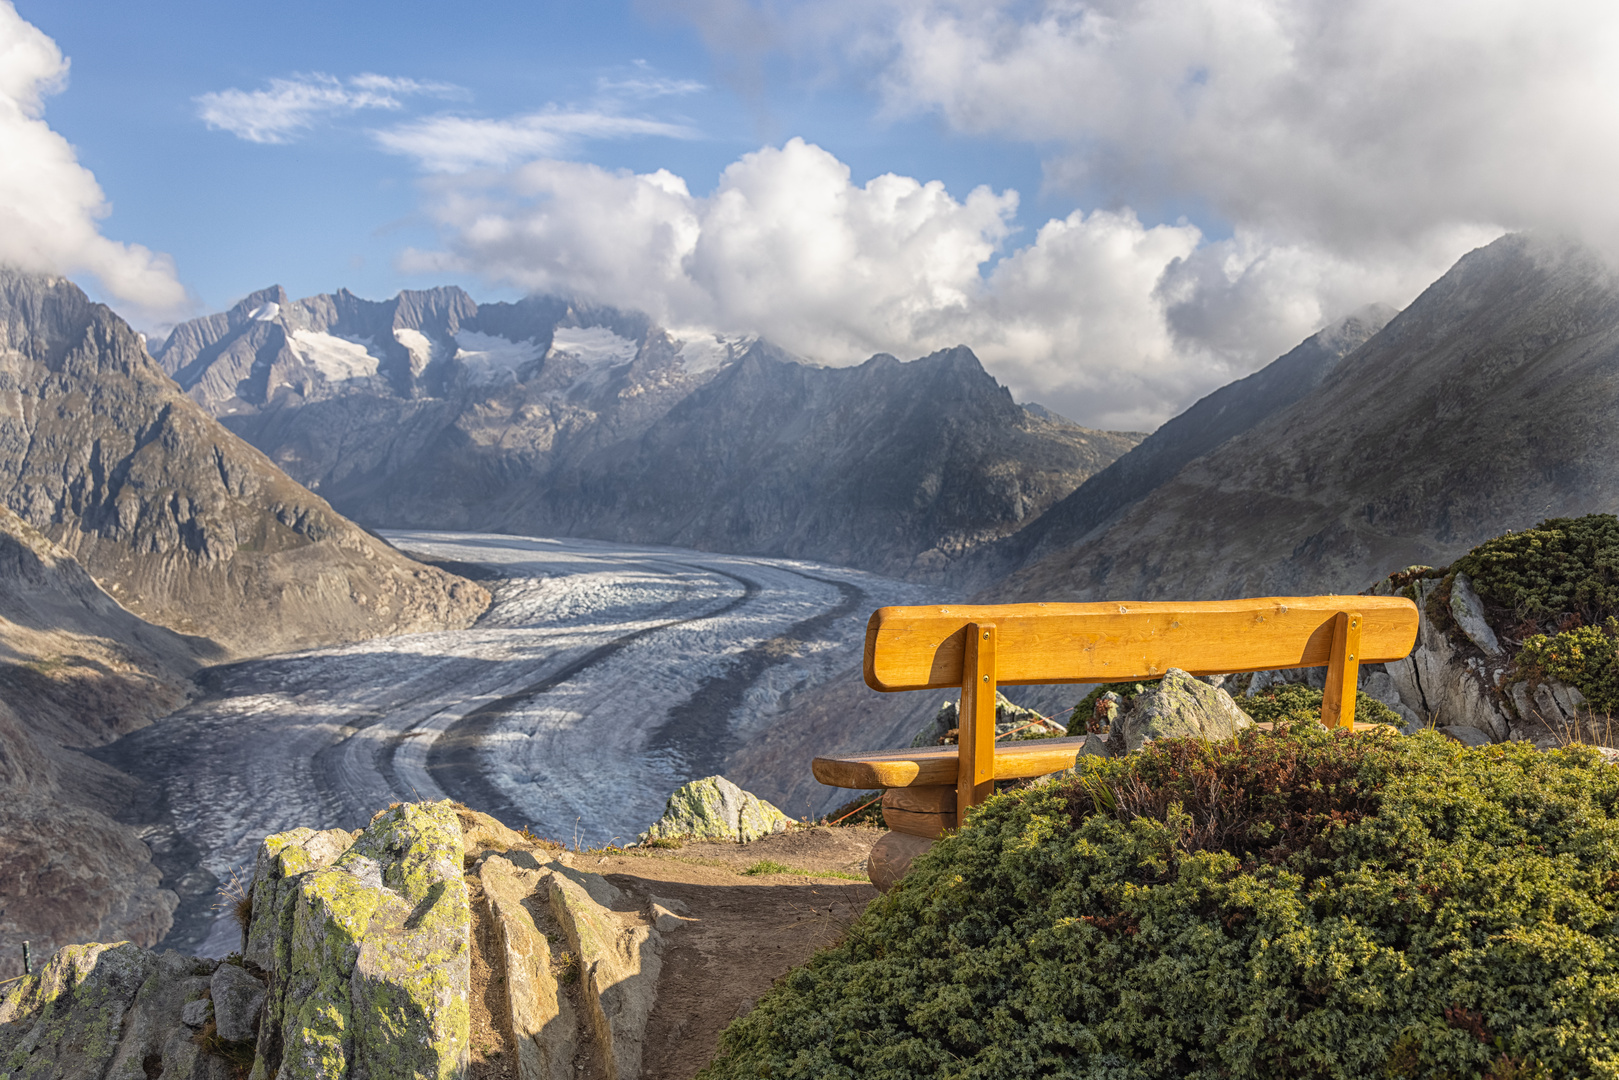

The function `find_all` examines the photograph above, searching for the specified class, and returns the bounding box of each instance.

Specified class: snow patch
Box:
[547,325,639,368]
[454,330,543,383]
[395,327,444,376]
[247,302,280,322]
[673,330,755,373]
[289,330,382,381]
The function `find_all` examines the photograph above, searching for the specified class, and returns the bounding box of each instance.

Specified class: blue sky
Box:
[3,1,1613,428]
[18,0,1051,310]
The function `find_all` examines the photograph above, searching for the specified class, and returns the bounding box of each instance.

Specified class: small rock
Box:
[1448,572,1503,656]
[640,776,791,843]
[210,961,265,1043]
[181,996,212,1028]
[1440,724,1494,747]
[911,692,1064,747]
[648,903,693,933]
[1107,669,1254,757]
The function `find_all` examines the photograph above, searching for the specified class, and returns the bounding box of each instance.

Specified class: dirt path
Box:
[584,827,883,1079]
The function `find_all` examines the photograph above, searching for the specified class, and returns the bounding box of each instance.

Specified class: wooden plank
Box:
[1320,610,1363,729]
[882,805,955,839]
[863,596,1419,692]
[959,622,997,810]
[812,737,1101,790]
[883,786,956,813]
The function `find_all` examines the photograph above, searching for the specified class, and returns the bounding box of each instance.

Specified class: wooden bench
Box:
[813,597,1420,847]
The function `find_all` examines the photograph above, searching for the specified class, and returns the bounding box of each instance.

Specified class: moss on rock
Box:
[641,775,790,843]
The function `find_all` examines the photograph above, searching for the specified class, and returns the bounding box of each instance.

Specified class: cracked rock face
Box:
[1107,669,1255,757]
[0,941,230,1080]
[640,776,790,843]
[254,802,470,1080]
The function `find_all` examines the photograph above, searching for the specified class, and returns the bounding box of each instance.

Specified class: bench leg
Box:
[958,621,998,812]
[1321,610,1362,729]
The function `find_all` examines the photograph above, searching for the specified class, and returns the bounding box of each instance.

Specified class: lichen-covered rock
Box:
[910,692,1065,747]
[1107,668,1253,756]
[0,942,225,1080]
[640,776,790,843]
[255,801,469,1080]
[1448,571,1503,655]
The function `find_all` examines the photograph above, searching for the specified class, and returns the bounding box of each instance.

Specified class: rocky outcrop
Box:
[998,234,1619,605]
[0,942,234,1080]
[640,776,791,844]
[3,802,675,1079]
[248,803,469,1080]
[1107,670,1256,756]
[0,268,490,657]
[158,285,1141,580]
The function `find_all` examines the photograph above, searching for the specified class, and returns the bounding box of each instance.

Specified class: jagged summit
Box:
[159,284,1143,578]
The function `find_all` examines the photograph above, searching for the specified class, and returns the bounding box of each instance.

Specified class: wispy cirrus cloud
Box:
[374,110,700,173]
[597,59,706,99]
[195,72,464,144]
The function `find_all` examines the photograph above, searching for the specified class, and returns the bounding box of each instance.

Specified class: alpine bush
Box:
[1241,683,1406,728]
[699,725,1619,1079]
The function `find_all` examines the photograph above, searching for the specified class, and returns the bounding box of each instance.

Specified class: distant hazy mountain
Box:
[977,303,1395,582]
[997,233,1619,602]
[158,288,1141,578]
[0,270,490,655]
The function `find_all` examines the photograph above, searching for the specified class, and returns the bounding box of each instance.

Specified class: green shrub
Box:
[1515,619,1619,717]
[699,726,1619,1079]
[1452,514,1619,625]
[1241,683,1406,728]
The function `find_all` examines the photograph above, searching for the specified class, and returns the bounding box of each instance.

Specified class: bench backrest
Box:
[862,595,1420,808]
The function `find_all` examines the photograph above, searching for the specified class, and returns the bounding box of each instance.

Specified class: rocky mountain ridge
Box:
[0,269,490,656]
[157,287,1142,579]
[996,233,1619,603]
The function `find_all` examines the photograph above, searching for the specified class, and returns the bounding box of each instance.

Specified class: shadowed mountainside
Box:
[0,270,490,656]
[998,233,1619,602]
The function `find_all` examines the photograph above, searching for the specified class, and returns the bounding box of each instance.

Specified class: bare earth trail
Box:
[92,532,938,955]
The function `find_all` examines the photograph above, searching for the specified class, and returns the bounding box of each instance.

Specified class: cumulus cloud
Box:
[0,2,186,317]
[375,110,700,173]
[605,0,1619,421]
[196,72,463,143]
[403,138,1247,428]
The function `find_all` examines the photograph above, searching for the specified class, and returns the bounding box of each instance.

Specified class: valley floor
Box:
[93,531,938,957]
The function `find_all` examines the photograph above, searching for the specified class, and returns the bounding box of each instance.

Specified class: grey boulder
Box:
[210,961,266,1043]
[1107,669,1254,756]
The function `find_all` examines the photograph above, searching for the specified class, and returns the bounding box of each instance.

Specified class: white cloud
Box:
[196,72,462,144]
[402,138,1255,428]
[0,2,186,318]
[613,0,1619,422]
[598,61,706,99]
[374,110,699,173]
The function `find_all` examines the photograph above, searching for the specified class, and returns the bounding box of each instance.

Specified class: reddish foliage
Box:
[1444,1005,1492,1044]
[1061,724,1403,872]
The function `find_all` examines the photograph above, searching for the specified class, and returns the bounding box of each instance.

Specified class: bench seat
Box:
[812,736,1101,789]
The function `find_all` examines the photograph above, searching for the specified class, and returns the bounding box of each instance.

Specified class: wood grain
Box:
[1320,610,1363,729]
[862,596,1419,692]
[959,622,997,809]
[882,804,956,838]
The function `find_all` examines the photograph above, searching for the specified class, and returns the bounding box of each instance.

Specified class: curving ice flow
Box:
[96,532,939,956]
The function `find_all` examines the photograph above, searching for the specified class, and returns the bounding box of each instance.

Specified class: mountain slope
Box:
[999,233,1619,602]
[159,288,1142,578]
[0,270,490,655]
[0,506,210,978]
[983,304,1395,579]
